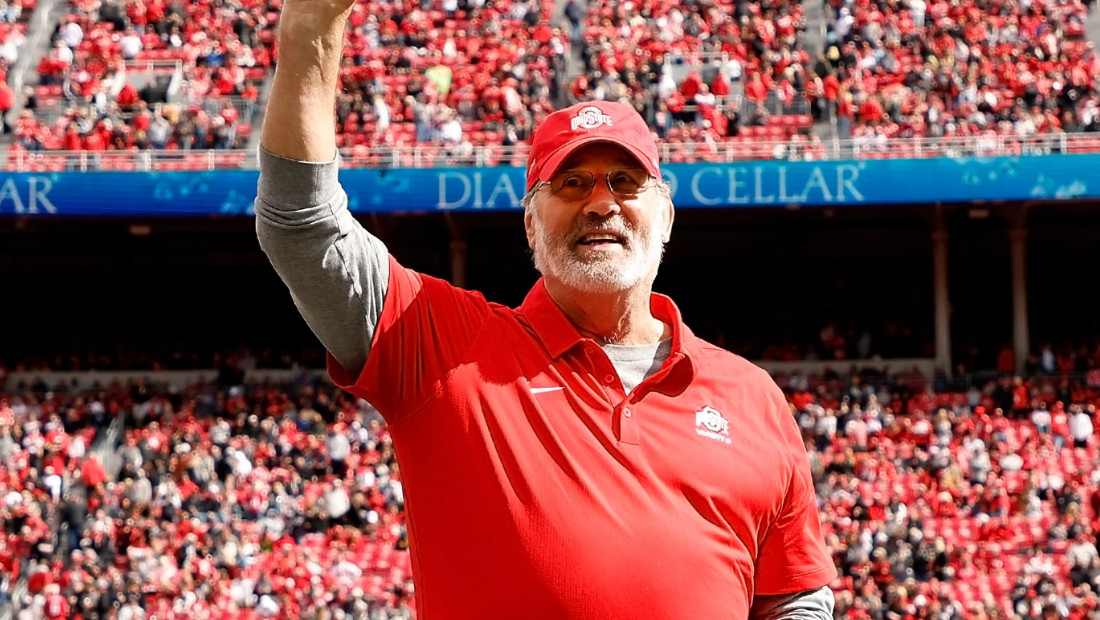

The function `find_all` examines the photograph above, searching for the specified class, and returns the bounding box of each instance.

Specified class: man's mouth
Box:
[575,232,625,246]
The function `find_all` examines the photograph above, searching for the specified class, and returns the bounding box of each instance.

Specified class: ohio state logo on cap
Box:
[570,106,613,131]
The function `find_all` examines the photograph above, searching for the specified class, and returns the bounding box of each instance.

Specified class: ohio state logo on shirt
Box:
[695,406,731,444]
[571,106,613,131]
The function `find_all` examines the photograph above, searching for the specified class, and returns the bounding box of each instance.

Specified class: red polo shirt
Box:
[331,257,836,619]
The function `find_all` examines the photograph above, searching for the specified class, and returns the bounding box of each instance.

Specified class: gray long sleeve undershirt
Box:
[254,148,389,376]
[752,587,835,620]
[252,148,834,619]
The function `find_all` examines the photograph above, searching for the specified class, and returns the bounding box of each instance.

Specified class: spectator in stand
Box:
[59,16,83,51]
[145,108,171,149]
[118,26,142,60]
[436,107,463,148]
[1070,555,1100,590]
[1070,404,1094,448]
[1067,532,1099,568]
[564,0,584,44]
[0,0,20,23]
[1032,402,1053,436]
[0,79,12,135]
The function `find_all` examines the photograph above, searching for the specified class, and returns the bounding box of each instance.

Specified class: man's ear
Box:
[661,195,675,244]
[524,203,537,250]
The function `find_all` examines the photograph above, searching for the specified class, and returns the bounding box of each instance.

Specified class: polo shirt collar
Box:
[518,279,699,381]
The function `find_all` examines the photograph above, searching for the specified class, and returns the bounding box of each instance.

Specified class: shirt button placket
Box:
[618,405,640,445]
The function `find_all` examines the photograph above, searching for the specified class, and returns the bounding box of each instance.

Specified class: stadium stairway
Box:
[1088,1,1100,47]
[0,0,68,167]
[805,0,837,142]
[552,0,587,104]
[242,75,274,167]
[802,0,827,58]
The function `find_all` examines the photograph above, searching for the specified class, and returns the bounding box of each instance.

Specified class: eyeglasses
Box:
[537,168,655,201]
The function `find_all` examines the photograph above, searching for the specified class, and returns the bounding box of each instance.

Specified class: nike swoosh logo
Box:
[530,387,565,394]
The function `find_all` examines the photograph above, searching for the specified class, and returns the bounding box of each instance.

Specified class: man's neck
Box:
[543,279,670,345]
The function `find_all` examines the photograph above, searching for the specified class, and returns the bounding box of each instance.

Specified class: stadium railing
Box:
[0,360,946,393]
[23,94,257,134]
[7,366,1097,401]
[6,132,1097,172]
[122,58,184,75]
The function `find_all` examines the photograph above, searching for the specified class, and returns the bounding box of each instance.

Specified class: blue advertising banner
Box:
[0,154,1095,216]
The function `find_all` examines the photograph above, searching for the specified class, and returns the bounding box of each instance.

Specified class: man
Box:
[254,0,837,617]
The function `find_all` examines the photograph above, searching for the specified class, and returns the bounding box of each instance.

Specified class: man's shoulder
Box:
[688,337,775,386]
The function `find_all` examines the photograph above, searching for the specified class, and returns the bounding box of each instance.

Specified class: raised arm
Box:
[254,0,389,377]
[261,0,349,162]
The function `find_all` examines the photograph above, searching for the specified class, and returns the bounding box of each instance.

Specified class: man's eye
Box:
[609,171,642,192]
[611,169,642,191]
[559,174,588,188]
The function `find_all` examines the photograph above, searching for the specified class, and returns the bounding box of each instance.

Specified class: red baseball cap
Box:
[526,100,661,192]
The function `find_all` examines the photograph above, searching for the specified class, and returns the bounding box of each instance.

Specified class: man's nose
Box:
[582,178,621,218]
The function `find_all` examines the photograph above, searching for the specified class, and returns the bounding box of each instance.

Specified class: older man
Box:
[254,0,836,617]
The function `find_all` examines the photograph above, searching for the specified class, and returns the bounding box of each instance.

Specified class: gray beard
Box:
[531,215,664,294]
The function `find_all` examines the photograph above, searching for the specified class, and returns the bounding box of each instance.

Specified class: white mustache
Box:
[565,217,634,246]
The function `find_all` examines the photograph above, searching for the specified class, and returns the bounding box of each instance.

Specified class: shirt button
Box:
[604,374,615,384]
[623,408,632,418]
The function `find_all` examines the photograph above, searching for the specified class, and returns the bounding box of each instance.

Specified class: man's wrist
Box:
[272,11,348,94]
[277,6,351,43]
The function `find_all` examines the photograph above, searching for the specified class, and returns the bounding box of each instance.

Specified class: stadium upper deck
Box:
[0,0,1095,166]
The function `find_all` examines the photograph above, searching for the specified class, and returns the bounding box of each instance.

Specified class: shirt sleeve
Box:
[749,586,834,620]
[254,147,389,377]
[328,256,493,424]
[754,381,838,596]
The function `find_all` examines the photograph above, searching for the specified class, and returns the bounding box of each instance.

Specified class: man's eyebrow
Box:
[559,160,643,172]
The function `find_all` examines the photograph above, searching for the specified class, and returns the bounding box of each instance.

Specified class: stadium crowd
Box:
[1,374,415,620]
[572,0,812,140]
[822,0,1100,146]
[12,0,268,152]
[1,0,1098,168]
[4,349,1100,618]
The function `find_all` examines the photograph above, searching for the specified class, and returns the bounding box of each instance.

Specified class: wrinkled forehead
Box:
[556,142,646,173]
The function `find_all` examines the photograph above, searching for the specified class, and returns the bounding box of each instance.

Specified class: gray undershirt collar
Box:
[601,338,673,393]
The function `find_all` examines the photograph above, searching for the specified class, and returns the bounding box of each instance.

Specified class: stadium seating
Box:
[576,0,816,148]
[4,356,1100,617]
[0,382,416,618]
[822,0,1100,141]
[4,0,268,164]
[330,0,564,153]
[7,0,1100,168]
